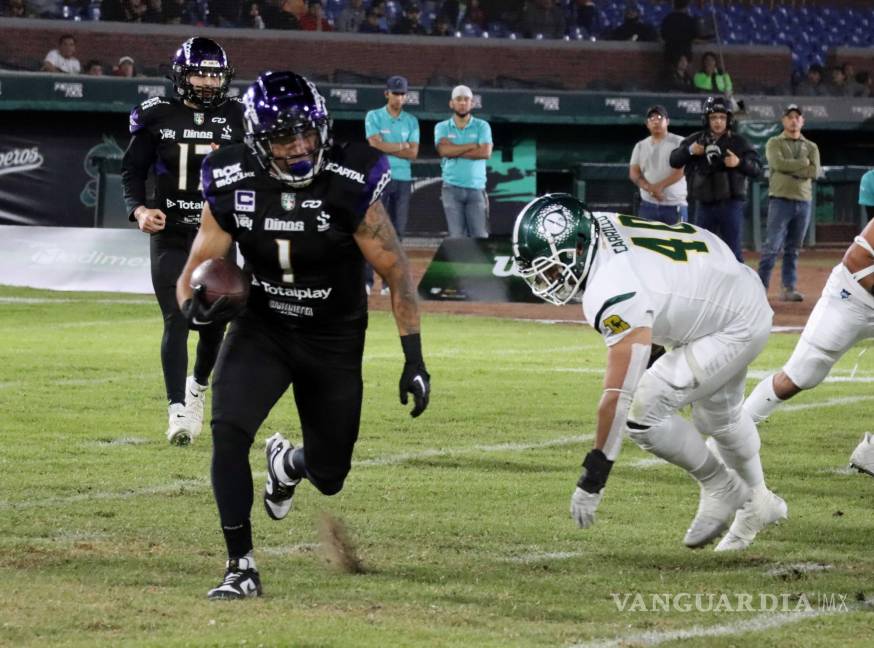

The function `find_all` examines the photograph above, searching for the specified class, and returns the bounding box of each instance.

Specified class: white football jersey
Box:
[582,213,770,347]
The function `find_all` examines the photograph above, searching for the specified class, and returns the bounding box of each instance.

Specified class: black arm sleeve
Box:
[121,131,156,221]
[669,134,696,169]
[737,140,762,179]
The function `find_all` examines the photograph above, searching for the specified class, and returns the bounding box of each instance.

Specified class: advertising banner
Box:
[417,237,539,303]
[0,225,152,293]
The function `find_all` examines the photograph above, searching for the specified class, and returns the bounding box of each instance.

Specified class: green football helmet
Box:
[512,193,600,305]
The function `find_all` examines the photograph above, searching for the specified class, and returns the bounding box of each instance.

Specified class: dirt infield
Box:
[368,245,847,329]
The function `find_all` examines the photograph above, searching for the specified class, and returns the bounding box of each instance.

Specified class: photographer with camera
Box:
[670,96,761,261]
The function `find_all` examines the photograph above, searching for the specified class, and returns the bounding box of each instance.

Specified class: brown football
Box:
[190,257,249,307]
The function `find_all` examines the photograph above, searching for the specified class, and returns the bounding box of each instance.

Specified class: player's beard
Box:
[453,110,470,119]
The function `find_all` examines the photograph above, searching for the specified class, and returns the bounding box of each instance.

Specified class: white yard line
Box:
[354,435,592,466]
[0,435,593,509]
[570,604,864,648]
[502,551,584,564]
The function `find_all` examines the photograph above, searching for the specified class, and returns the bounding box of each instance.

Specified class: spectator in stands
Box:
[662,54,694,93]
[435,85,493,238]
[827,66,853,97]
[855,71,872,98]
[4,0,28,17]
[359,7,386,33]
[441,0,486,30]
[859,170,874,222]
[757,104,821,302]
[42,34,81,75]
[124,0,147,21]
[162,0,185,22]
[364,75,420,293]
[629,105,688,225]
[392,2,427,35]
[522,0,566,39]
[271,0,301,29]
[842,63,866,97]
[569,0,600,37]
[483,0,523,32]
[608,2,657,42]
[100,0,125,20]
[209,0,241,26]
[299,0,331,30]
[670,96,761,262]
[429,12,453,36]
[143,0,163,22]
[84,59,105,75]
[27,0,60,18]
[335,0,364,32]
[794,64,825,96]
[243,0,266,28]
[661,0,697,65]
[693,51,733,94]
[114,56,136,77]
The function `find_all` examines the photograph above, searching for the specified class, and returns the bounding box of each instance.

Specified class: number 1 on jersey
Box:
[275,239,295,283]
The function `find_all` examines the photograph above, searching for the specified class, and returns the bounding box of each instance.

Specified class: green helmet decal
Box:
[512,193,600,305]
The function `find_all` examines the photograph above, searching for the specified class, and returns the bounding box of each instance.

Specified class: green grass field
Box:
[1,284,873,647]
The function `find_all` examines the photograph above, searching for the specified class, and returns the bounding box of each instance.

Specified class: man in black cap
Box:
[608,1,657,41]
[629,104,688,224]
[363,75,420,294]
[392,2,427,34]
[757,104,821,301]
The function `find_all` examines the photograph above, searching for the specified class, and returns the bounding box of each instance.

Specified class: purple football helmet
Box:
[169,37,234,109]
[242,71,333,188]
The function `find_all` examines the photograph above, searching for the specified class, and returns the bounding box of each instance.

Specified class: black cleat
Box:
[207,556,262,600]
[264,433,300,521]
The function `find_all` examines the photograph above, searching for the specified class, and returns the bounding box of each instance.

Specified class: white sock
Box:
[743,375,783,424]
[711,412,765,489]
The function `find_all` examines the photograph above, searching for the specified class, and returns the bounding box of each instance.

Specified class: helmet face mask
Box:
[170,37,234,109]
[243,72,332,188]
[512,194,600,306]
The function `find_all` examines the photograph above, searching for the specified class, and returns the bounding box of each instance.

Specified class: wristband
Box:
[577,449,614,494]
[400,333,423,365]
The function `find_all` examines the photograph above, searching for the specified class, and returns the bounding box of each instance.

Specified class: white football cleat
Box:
[715,485,788,552]
[684,469,751,548]
[166,402,194,446]
[183,376,208,441]
[850,433,874,477]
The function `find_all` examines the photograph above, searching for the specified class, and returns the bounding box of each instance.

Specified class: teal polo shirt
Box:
[364,106,419,182]
[860,170,874,207]
[434,116,492,190]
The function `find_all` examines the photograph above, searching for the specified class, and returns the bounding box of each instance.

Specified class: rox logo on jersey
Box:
[324,162,365,184]
[166,198,204,211]
[215,163,254,189]
[257,279,332,300]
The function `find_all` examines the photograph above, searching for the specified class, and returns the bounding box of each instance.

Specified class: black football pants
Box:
[150,228,226,404]
[209,312,366,557]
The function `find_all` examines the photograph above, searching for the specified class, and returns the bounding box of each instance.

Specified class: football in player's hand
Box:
[190,257,249,308]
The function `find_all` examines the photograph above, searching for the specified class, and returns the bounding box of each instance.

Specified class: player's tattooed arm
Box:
[354,199,420,335]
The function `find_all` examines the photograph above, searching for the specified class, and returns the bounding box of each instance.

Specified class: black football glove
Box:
[181,285,241,330]
[399,334,430,418]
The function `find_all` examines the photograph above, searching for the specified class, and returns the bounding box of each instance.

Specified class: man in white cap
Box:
[434,85,493,238]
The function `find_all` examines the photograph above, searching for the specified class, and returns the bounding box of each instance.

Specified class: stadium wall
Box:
[0,18,794,92]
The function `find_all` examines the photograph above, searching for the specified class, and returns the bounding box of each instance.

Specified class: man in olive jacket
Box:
[757,104,821,301]
[670,96,761,261]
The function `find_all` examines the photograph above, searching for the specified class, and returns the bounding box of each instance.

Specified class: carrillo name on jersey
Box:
[595,213,630,254]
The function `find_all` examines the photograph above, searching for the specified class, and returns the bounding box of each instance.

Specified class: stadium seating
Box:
[25,0,874,74]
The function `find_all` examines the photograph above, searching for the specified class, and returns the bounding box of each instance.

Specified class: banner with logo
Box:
[0,225,152,293]
[417,237,539,303]
[0,114,129,227]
